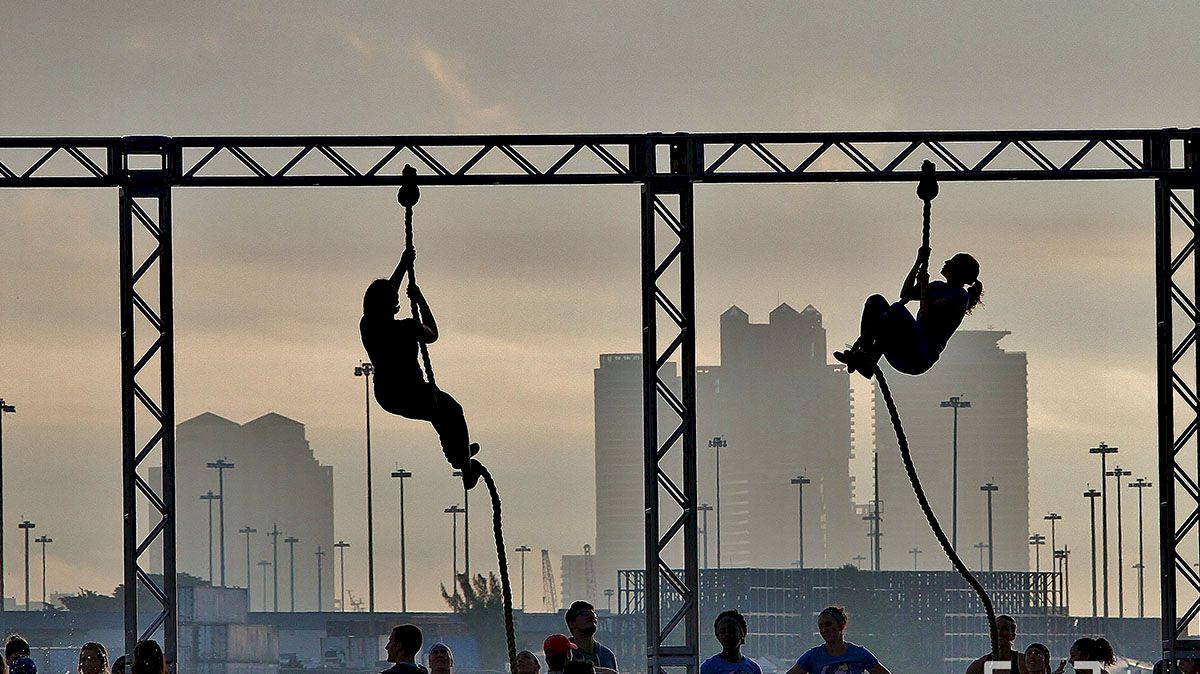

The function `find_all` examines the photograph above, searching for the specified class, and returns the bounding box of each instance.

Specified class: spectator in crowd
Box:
[701,610,760,674]
[516,650,541,674]
[1023,643,1051,674]
[130,640,165,674]
[428,643,454,674]
[1069,638,1115,674]
[787,605,891,674]
[965,615,1024,674]
[7,658,34,674]
[564,662,595,674]
[109,656,125,674]
[544,634,577,674]
[79,643,109,674]
[383,625,428,674]
[1154,656,1199,674]
[4,636,30,667]
[566,601,618,673]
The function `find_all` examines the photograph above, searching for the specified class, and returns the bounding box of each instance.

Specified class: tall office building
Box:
[872,330,1029,571]
[152,412,335,611]
[707,304,857,568]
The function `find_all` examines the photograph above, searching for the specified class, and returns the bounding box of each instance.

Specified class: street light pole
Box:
[1044,512,1062,603]
[515,545,531,611]
[206,458,235,587]
[604,587,614,613]
[267,525,281,611]
[698,503,712,569]
[257,560,271,608]
[18,520,34,611]
[852,554,866,570]
[1029,533,1046,573]
[940,395,971,550]
[200,491,220,584]
[239,525,256,595]
[980,482,998,572]
[284,536,299,612]
[1056,547,1071,613]
[34,534,51,610]
[452,469,470,579]
[1130,477,1152,617]
[391,469,413,612]
[791,475,811,568]
[1084,487,1101,617]
[909,547,922,570]
[1088,441,1118,618]
[708,436,727,568]
[0,399,15,614]
[1106,465,1131,617]
[354,361,377,615]
[974,542,987,569]
[444,505,465,595]
[314,546,325,612]
[333,540,350,612]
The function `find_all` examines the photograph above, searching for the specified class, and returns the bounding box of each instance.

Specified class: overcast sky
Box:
[1,2,1198,616]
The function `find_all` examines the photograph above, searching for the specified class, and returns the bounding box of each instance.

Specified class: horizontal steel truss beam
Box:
[1,130,1199,187]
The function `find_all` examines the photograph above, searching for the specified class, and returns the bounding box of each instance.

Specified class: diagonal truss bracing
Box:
[1,129,1200,672]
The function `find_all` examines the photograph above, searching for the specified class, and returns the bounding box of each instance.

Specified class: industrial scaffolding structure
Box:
[0,130,1198,674]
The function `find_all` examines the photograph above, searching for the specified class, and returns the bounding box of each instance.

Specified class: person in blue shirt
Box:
[787,606,891,674]
[701,610,761,674]
[835,249,983,380]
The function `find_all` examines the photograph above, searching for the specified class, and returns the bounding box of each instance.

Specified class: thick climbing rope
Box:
[396,169,517,672]
[397,165,437,389]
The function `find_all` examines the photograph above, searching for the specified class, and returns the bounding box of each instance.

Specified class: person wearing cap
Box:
[383,625,429,674]
[544,634,577,674]
[428,643,454,674]
[566,601,618,673]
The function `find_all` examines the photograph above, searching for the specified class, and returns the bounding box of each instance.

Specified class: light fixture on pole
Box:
[708,436,727,568]
[18,519,34,611]
[852,554,866,570]
[1055,547,1071,613]
[444,505,465,595]
[514,545,532,611]
[200,491,220,584]
[698,503,713,569]
[939,395,971,550]
[791,474,811,569]
[974,541,988,570]
[452,470,470,578]
[0,398,15,614]
[980,482,998,571]
[314,546,326,612]
[284,536,299,612]
[909,547,922,571]
[604,587,614,613]
[333,540,351,612]
[1084,486,1101,617]
[34,534,51,611]
[1106,465,1132,617]
[1088,441,1118,618]
[391,468,413,612]
[354,361,377,615]
[1029,533,1046,573]
[205,458,235,587]
[239,525,256,594]
[257,560,271,609]
[267,524,281,612]
[1129,477,1152,618]
[1044,512,1063,600]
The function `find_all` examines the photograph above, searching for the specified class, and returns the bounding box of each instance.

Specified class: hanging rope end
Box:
[916,159,939,202]
[398,164,421,208]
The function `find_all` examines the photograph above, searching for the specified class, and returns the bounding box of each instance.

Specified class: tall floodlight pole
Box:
[852,554,866,569]
[444,505,465,595]
[34,534,51,610]
[791,475,811,568]
[267,525,281,611]
[18,520,34,611]
[200,491,220,584]
[354,362,377,614]
[1084,487,1101,617]
[284,536,299,612]
[1056,547,1071,613]
[239,525,256,593]
[452,469,470,578]
[1130,477,1152,617]
[206,458,235,587]
[391,469,412,612]
[1088,441,1117,617]
[333,540,350,612]
[980,482,998,571]
[604,587,614,613]
[708,436,727,568]
[257,560,271,608]
[940,395,971,550]
[909,547,922,570]
[1044,512,1063,602]
[1029,533,1046,573]
[314,546,325,612]
[515,545,531,611]
[698,503,712,569]
[1107,465,1132,617]
[974,542,988,570]
[0,399,15,614]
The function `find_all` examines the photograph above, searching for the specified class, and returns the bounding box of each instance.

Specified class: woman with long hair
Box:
[786,606,891,674]
[78,643,109,674]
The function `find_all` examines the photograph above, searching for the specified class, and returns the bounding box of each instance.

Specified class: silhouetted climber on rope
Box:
[834,161,983,379]
[361,167,481,490]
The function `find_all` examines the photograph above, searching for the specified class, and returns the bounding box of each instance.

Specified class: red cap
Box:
[543,634,578,657]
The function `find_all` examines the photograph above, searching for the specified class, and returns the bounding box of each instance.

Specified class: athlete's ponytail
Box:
[967,279,984,314]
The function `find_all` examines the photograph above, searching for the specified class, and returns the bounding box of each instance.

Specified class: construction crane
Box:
[583,544,597,603]
[542,549,558,612]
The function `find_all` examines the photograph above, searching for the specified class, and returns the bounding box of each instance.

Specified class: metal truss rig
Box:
[1,129,1198,672]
